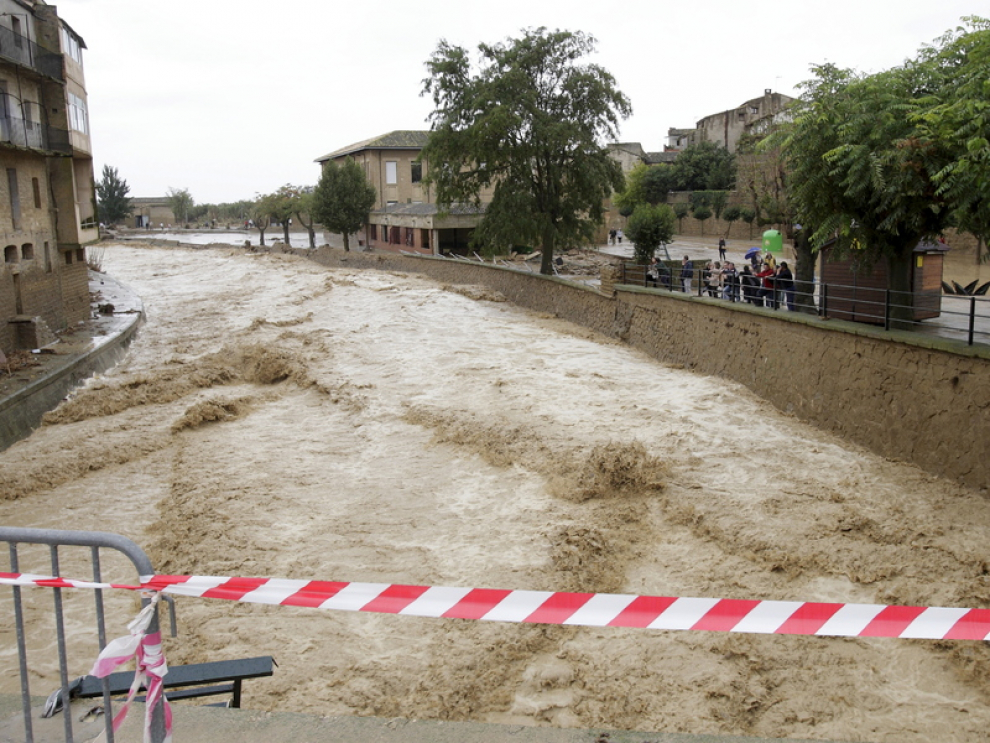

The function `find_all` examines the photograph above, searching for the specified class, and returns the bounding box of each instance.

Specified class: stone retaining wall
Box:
[303,246,990,492]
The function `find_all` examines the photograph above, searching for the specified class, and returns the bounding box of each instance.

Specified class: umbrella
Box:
[744,246,761,259]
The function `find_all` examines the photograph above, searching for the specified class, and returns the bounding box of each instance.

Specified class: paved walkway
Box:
[0,694,846,743]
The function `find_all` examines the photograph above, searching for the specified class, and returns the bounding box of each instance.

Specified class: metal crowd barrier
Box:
[0,527,168,743]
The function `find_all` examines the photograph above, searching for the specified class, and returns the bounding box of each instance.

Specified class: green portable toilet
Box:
[762,229,783,253]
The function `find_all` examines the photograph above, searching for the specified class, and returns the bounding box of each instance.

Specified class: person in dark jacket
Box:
[680,255,694,293]
[740,265,758,304]
[777,262,795,311]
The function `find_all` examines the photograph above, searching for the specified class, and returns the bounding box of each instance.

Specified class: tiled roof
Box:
[315,130,431,162]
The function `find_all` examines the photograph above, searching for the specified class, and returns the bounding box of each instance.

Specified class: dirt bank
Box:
[1,243,988,742]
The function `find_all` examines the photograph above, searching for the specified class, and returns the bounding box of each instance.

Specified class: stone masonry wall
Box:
[302,246,990,491]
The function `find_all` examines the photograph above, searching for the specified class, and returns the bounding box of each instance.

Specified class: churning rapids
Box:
[2,242,989,742]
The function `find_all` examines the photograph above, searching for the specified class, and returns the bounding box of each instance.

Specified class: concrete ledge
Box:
[0,272,143,452]
[0,694,849,743]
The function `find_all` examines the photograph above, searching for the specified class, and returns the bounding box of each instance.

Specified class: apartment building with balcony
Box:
[1,0,96,354]
[315,131,485,255]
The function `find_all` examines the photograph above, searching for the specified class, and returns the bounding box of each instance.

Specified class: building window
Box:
[76,248,85,263]
[411,162,422,184]
[7,168,20,230]
[64,250,72,265]
[385,161,397,185]
[68,92,88,134]
[4,246,17,263]
[11,17,23,48]
[21,243,33,261]
[60,27,84,65]
[23,101,34,130]
[368,225,377,241]
[32,177,41,208]
[45,241,52,273]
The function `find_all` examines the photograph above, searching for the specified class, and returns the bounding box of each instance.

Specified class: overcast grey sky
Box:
[57,0,977,204]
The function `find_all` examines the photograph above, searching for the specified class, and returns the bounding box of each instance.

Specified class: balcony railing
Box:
[0,23,64,81]
[0,113,72,154]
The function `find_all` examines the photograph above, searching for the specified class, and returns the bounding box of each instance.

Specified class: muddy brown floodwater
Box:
[2,243,989,742]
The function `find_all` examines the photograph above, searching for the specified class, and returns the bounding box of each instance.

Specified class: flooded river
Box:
[2,242,989,742]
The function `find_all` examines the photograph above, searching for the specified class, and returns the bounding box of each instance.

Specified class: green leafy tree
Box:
[251,194,274,246]
[294,190,318,249]
[95,165,132,225]
[673,202,690,232]
[626,203,676,264]
[268,184,300,245]
[780,61,952,325]
[613,162,649,215]
[421,27,630,274]
[312,158,377,252]
[640,165,678,205]
[672,141,736,191]
[740,207,757,239]
[722,204,742,237]
[912,17,990,264]
[692,204,712,236]
[166,187,193,225]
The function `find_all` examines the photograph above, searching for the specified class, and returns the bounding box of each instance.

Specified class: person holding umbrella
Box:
[745,246,762,270]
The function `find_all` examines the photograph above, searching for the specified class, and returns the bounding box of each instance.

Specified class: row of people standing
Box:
[646,254,796,311]
[703,256,796,311]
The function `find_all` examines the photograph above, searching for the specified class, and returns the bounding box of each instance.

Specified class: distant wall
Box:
[303,246,990,492]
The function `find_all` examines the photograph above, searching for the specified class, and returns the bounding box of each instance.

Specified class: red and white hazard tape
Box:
[3,572,989,641]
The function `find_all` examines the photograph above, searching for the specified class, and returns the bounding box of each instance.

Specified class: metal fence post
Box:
[0,527,164,743]
[970,296,977,346]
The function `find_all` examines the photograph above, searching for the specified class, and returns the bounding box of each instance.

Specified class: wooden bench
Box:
[73,655,276,708]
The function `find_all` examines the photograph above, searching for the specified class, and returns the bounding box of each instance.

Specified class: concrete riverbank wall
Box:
[305,247,990,492]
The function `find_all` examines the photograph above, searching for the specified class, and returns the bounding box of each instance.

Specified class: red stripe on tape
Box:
[281,581,349,608]
[775,602,844,635]
[860,605,927,637]
[361,584,430,614]
[944,608,990,641]
[608,595,678,628]
[142,575,193,591]
[525,592,594,624]
[202,577,269,602]
[443,588,513,620]
[693,599,762,633]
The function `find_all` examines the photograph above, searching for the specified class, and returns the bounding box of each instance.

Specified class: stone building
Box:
[1,0,97,355]
[128,196,176,229]
[314,131,486,255]
[671,89,795,154]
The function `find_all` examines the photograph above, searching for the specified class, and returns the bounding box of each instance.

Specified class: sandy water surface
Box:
[2,242,989,742]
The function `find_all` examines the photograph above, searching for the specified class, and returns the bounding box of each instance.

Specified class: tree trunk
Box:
[887,249,915,330]
[283,222,291,245]
[794,230,817,314]
[295,212,317,249]
[258,227,266,246]
[342,233,350,252]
